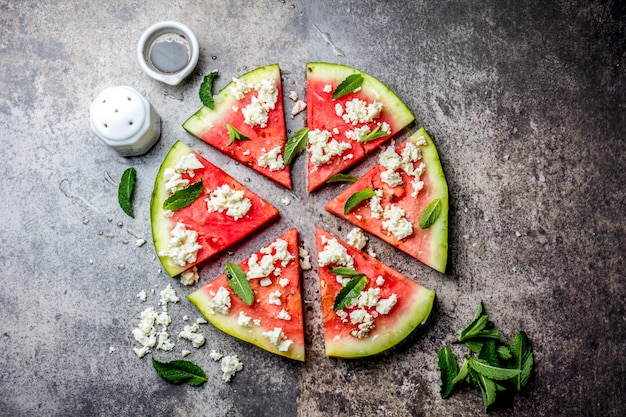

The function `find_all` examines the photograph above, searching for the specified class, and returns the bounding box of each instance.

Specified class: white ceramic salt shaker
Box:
[89,86,161,156]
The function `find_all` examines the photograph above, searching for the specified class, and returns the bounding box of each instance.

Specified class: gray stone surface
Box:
[0,0,624,416]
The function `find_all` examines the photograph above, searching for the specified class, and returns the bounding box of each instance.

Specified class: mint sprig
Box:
[224,261,254,306]
[326,173,358,184]
[199,70,219,109]
[333,274,367,310]
[283,127,309,164]
[118,167,136,218]
[163,179,203,211]
[152,358,207,386]
[419,198,442,229]
[332,74,364,99]
[437,301,535,411]
[226,123,251,146]
[344,188,376,214]
[358,123,389,144]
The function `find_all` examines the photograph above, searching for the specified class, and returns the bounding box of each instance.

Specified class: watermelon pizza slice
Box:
[188,228,305,361]
[305,62,415,192]
[325,128,448,273]
[151,141,279,277]
[183,64,292,189]
[315,227,435,358]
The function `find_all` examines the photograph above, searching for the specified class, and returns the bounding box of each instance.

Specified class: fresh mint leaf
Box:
[226,123,251,146]
[469,368,497,411]
[344,188,376,214]
[358,123,389,144]
[451,359,470,385]
[478,339,500,367]
[328,266,365,278]
[152,358,207,386]
[283,128,309,164]
[163,180,203,211]
[509,331,534,391]
[224,262,254,306]
[497,345,512,360]
[199,70,219,109]
[465,340,484,354]
[459,315,489,341]
[332,73,364,100]
[438,346,459,399]
[326,173,358,184]
[469,358,520,381]
[118,167,136,218]
[333,274,367,310]
[419,198,442,229]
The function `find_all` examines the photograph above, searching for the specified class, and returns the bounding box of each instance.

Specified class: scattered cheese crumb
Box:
[346,227,367,250]
[182,350,191,357]
[136,290,147,302]
[289,90,298,101]
[178,322,206,348]
[291,100,307,117]
[209,350,223,361]
[323,84,333,93]
[180,266,200,286]
[221,355,243,382]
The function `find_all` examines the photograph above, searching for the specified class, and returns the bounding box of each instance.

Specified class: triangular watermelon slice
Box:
[183,64,292,189]
[151,141,279,277]
[315,227,435,358]
[325,128,448,273]
[188,228,305,361]
[305,62,415,192]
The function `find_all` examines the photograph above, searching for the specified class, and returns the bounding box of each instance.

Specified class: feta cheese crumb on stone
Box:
[137,290,147,302]
[342,99,383,125]
[382,205,413,240]
[323,84,333,93]
[277,309,291,321]
[308,129,352,166]
[349,308,374,338]
[209,350,223,361]
[109,346,116,353]
[178,322,206,348]
[291,100,307,117]
[268,290,282,306]
[132,307,158,358]
[380,169,403,187]
[262,327,293,352]
[289,90,298,101]
[159,284,180,306]
[318,237,354,268]
[369,189,384,219]
[279,278,290,287]
[367,246,377,258]
[281,197,291,206]
[158,222,202,267]
[206,184,252,220]
[238,311,252,327]
[180,266,200,286]
[208,286,231,315]
[345,125,371,142]
[376,293,398,315]
[346,227,367,250]
[157,330,175,351]
[258,146,285,171]
[376,275,385,286]
[135,238,146,247]
[299,247,312,270]
[182,350,191,357]
[221,355,243,382]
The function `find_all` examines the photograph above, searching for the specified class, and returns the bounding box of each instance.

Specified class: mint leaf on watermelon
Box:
[283,127,309,164]
[224,261,254,306]
[508,331,534,391]
[437,346,459,399]
[344,188,376,214]
[358,123,389,144]
[333,274,367,310]
[163,179,203,211]
[118,167,136,218]
[199,70,219,109]
[326,173,358,184]
[419,198,442,229]
[332,73,364,99]
[226,123,251,146]
[328,266,365,278]
[152,358,207,386]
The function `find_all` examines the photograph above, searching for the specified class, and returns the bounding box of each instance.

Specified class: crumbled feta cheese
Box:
[180,266,200,286]
[158,222,202,267]
[318,237,354,268]
[367,246,377,258]
[240,78,279,128]
[178,322,205,348]
[342,98,383,125]
[291,100,307,117]
[323,84,333,93]
[268,291,282,306]
[209,350,223,361]
[410,179,425,198]
[299,247,312,270]
[206,184,251,220]
[376,275,385,286]
[258,146,285,171]
[109,346,116,353]
[247,239,294,279]
[412,134,428,146]
[345,125,371,142]
[379,146,402,171]
[401,141,422,164]
[380,122,391,135]
[279,278,290,287]
[242,96,269,127]
[277,309,291,321]
[369,189,384,219]
[137,290,147,302]
[157,330,175,351]
[332,127,340,135]
[176,153,204,176]
[335,103,344,116]
[159,284,180,306]
[182,350,191,357]
[380,169,403,187]
[230,77,253,100]
[163,168,189,195]
[259,278,272,287]
[289,90,298,101]
[262,327,293,352]
[349,309,374,338]
[208,286,231,315]
[308,129,352,166]
[357,287,381,308]
[382,205,413,240]
[336,309,349,322]
[136,239,146,247]
[281,197,291,206]
[242,149,251,156]
[253,319,261,326]
[132,307,158,357]
[346,227,367,250]
[232,105,239,112]
[238,311,252,327]
[376,294,398,315]
[221,355,243,382]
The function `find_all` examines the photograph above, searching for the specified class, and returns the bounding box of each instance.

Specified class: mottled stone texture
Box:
[0,0,623,416]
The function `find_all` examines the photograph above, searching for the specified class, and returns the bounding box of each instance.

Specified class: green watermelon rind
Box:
[414,127,449,273]
[182,64,281,138]
[306,62,415,129]
[187,289,306,362]
[325,285,435,358]
[150,140,195,277]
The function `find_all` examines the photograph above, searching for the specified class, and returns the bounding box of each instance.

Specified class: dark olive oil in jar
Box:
[148,33,190,74]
